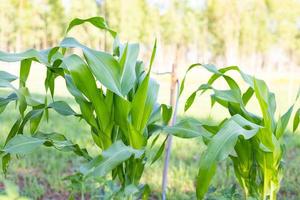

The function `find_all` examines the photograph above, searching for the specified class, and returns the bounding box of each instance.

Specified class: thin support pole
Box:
[162,63,179,200]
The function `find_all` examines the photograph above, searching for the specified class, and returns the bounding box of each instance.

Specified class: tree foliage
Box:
[1,0,300,68]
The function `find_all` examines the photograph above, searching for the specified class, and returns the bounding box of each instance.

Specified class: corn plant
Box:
[0,17,172,199]
[178,64,300,200]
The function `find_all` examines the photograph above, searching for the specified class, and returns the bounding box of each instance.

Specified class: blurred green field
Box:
[0,68,300,199]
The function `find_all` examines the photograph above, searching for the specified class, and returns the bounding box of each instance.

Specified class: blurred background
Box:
[1,0,300,114]
[1,0,300,72]
[0,0,300,199]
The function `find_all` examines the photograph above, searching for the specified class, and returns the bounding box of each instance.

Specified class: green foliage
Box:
[0,17,170,199]
[1,0,300,69]
[177,64,299,200]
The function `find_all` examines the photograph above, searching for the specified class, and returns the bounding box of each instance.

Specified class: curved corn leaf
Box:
[35,132,91,160]
[275,106,293,138]
[82,141,143,177]
[196,115,260,199]
[30,109,44,134]
[66,17,116,38]
[163,118,212,139]
[150,136,168,164]
[0,93,18,114]
[48,101,77,116]
[0,71,17,82]
[1,132,91,161]
[293,108,300,132]
[148,39,157,72]
[119,43,139,95]
[131,76,159,142]
[60,37,123,96]
[116,43,156,144]
[161,104,172,125]
[0,48,49,64]
[63,54,110,131]
[19,59,32,87]
[2,135,45,154]
[180,63,220,96]
[4,118,22,145]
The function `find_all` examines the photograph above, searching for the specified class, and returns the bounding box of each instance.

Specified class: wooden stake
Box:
[162,62,179,200]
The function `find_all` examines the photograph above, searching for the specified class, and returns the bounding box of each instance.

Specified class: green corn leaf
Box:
[17,87,44,107]
[161,104,172,125]
[66,17,117,38]
[180,63,220,96]
[275,106,294,138]
[83,141,143,177]
[44,59,64,98]
[114,95,131,134]
[84,48,123,97]
[164,118,212,139]
[141,79,159,132]
[0,71,17,82]
[47,47,60,63]
[185,92,197,111]
[35,132,91,160]
[254,78,276,131]
[148,39,157,72]
[182,65,255,111]
[0,93,18,114]
[242,87,254,105]
[2,135,45,154]
[147,104,163,125]
[48,101,77,116]
[4,118,22,145]
[196,115,260,199]
[185,83,242,112]
[19,59,32,87]
[2,132,91,163]
[150,133,160,148]
[30,109,44,134]
[131,74,150,132]
[60,37,123,96]
[293,108,300,132]
[151,136,168,164]
[64,75,98,129]
[131,76,159,135]
[64,75,86,101]
[15,88,27,116]
[45,69,56,97]
[184,84,211,111]
[213,89,242,104]
[63,54,110,131]
[0,49,48,64]
[207,65,253,88]
[0,79,14,89]
[19,109,44,133]
[128,124,146,149]
[119,43,139,95]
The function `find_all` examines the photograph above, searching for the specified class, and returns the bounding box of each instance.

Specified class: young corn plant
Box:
[0,17,172,199]
[178,64,300,200]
